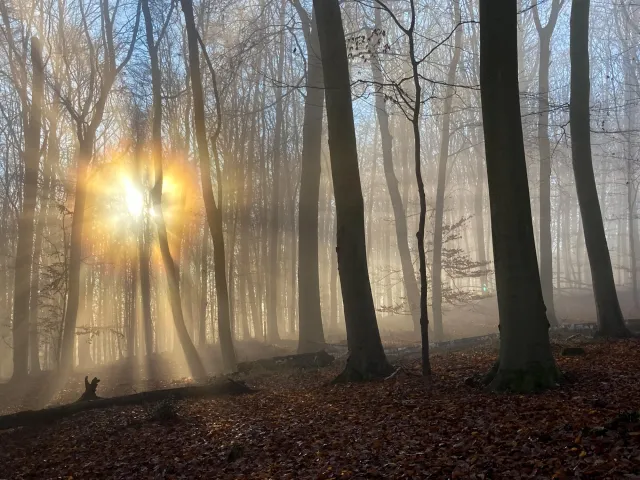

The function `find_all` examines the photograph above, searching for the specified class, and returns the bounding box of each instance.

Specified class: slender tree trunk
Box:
[432,1,463,341]
[480,0,559,392]
[569,0,631,338]
[199,226,208,345]
[60,136,92,373]
[533,0,563,326]
[11,37,44,381]
[29,126,53,374]
[144,0,207,379]
[313,0,392,381]
[181,0,237,371]
[370,9,421,333]
[295,4,326,353]
[266,0,287,344]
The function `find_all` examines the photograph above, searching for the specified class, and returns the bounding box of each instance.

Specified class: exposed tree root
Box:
[0,378,254,430]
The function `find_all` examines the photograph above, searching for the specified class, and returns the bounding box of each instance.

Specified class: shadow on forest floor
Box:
[1,335,639,478]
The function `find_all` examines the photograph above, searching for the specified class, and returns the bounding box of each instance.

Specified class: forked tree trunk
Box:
[534,0,563,327]
[294,3,326,354]
[479,0,559,392]
[569,0,631,338]
[370,9,421,334]
[313,0,392,381]
[181,0,237,371]
[431,0,463,341]
[143,0,207,379]
[11,37,44,381]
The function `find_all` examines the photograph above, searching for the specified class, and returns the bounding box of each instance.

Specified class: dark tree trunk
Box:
[569,0,632,338]
[144,0,207,379]
[181,0,237,371]
[480,0,559,392]
[313,0,392,381]
[294,3,326,353]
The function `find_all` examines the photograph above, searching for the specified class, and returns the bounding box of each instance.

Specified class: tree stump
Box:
[77,376,101,402]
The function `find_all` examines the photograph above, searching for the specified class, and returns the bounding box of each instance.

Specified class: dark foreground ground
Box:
[1,338,639,479]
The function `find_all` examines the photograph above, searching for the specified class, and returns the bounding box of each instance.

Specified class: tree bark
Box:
[144,0,207,379]
[267,0,287,344]
[432,1,463,341]
[294,3,326,353]
[370,9,421,334]
[569,0,632,338]
[533,0,563,327]
[313,0,392,381]
[12,37,44,381]
[181,0,237,371]
[479,0,559,392]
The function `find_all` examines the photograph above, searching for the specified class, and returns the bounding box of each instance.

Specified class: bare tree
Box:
[569,0,631,338]
[292,1,326,354]
[533,0,564,327]
[180,0,237,372]
[432,0,463,341]
[479,0,559,392]
[313,0,392,381]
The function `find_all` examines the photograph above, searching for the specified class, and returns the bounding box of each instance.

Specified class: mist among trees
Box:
[0,0,639,476]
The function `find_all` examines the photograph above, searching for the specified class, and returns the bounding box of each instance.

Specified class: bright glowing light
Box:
[123,177,144,218]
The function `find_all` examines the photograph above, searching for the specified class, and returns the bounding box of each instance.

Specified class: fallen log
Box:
[237,350,334,373]
[0,378,254,431]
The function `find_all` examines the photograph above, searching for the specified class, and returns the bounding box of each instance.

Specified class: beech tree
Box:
[569,0,632,338]
[313,0,392,381]
[480,0,559,392]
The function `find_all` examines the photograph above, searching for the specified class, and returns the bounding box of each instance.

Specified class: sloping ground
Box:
[1,339,639,479]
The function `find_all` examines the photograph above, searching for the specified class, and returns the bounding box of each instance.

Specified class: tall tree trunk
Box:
[294,4,326,353]
[533,0,563,326]
[199,225,208,345]
[144,0,207,379]
[181,0,237,371]
[313,0,392,381]
[370,8,421,333]
[267,0,287,344]
[479,0,559,392]
[29,125,54,374]
[569,0,631,338]
[60,136,92,373]
[431,1,463,341]
[11,37,43,381]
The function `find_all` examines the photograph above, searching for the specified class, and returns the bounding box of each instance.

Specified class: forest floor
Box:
[1,336,640,479]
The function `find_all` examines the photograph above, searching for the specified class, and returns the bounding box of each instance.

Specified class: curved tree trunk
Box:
[294,3,326,354]
[569,0,631,338]
[313,0,392,381]
[480,0,559,392]
[369,8,421,334]
[431,1,463,341]
[181,0,237,371]
[143,0,207,379]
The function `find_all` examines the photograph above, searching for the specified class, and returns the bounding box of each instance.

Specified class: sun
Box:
[122,176,144,219]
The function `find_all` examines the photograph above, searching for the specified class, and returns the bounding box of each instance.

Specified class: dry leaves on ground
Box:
[1,340,639,479]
